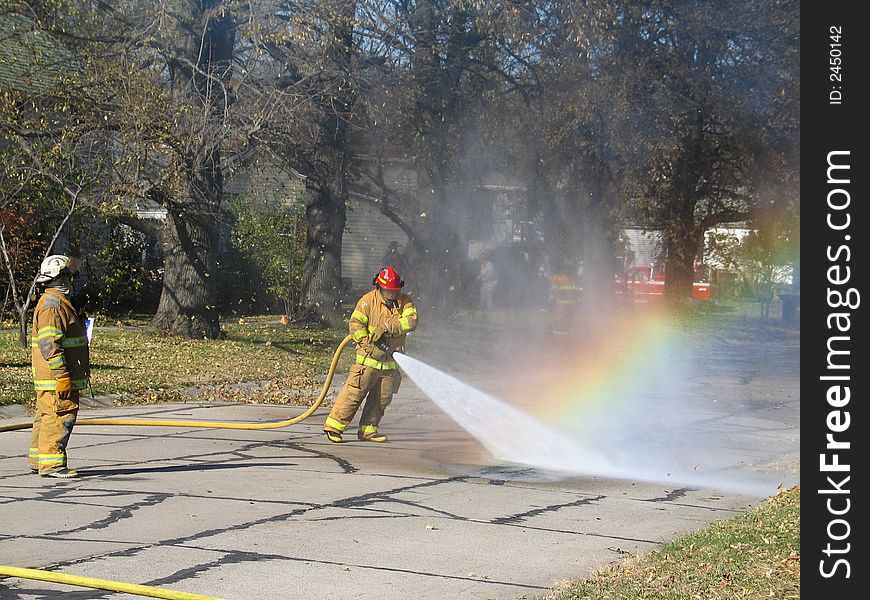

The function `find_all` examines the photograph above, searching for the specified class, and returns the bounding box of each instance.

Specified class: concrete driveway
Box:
[0,313,799,600]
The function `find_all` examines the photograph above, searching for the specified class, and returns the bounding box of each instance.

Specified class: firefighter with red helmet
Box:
[323,266,418,442]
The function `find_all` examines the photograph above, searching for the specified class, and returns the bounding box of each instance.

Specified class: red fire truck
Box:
[615,265,711,303]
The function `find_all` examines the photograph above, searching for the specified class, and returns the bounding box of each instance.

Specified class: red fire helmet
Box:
[373,266,404,290]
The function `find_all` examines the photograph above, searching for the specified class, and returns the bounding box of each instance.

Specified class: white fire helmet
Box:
[36,255,81,283]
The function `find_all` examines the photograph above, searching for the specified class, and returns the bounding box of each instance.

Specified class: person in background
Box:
[29,255,90,478]
[479,254,498,310]
[381,241,407,274]
[758,279,774,322]
[549,258,581,335]
[323,266,418,443]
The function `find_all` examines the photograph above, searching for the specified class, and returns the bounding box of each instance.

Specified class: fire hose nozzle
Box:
[374,337,395,358]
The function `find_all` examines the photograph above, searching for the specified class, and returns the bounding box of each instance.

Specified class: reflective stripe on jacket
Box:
[349,288,418,369]
[31,288,89,391]
[550,273,580,305]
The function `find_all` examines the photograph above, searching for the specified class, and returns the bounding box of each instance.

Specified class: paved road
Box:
[0,313,799,600]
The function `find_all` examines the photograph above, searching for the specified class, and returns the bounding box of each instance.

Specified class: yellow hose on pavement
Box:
[0,565,223,599]
[0,334,352,433]
[0,335,354,595]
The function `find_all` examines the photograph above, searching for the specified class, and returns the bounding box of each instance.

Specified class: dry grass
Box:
[543,486,800,599]
[0,320,351,408]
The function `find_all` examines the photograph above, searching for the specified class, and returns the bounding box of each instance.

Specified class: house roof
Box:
[0,12,77,96]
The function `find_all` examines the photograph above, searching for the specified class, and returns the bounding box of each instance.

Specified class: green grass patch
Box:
[544,486,800,600]
[1,321,352,408]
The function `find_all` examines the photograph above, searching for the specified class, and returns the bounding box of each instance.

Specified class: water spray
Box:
[390,350,784,498]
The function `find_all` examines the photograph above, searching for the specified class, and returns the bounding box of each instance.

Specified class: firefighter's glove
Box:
[55,374,73,400]
[370,324,387,342]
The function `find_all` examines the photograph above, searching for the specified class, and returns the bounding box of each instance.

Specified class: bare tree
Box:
[247,0,383,324]
[4,0,800,325]
[348,0,507,313]
[0,137,90,347]
[55,0,296,337]
[1,1,238,338]
[616,0,800,302]
[88,1,237,338]
[281,0,359,324]
[515,1,629,305]
[0,5,101,346]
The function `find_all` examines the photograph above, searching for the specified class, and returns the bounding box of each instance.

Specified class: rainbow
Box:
[504,308,691,426]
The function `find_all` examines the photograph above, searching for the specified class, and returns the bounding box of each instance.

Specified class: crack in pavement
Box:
[152,549,551,591]
[492,495,606,525]
[46,491,174,536]
[644,488,691,503]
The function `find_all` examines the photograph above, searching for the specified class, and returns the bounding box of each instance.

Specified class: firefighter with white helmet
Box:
[323,266,418,442]
[28,255,90,478]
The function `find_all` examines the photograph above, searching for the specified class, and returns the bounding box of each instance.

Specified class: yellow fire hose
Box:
[0,565,224,599]
[0,333,352,433]
[0,334,353,597]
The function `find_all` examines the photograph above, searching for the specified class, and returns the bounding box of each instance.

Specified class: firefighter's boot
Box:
[42,467,78,479]
[325,431,345,443]
[358,425,388,442]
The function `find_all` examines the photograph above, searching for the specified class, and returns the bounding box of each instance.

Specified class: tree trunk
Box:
[580,224,619,310]
[663,228,701,304]
[663,195,702,304]
[298,1,356,325]
[300,183,347,325]
[149,193,221,338]
[146,0,233,338]
[413,220,461,317]
[17,306,28,349]
[664,119,704,304]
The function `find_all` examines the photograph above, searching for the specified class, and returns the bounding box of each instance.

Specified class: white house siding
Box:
[223,152,414,294]
[621,228,663,269]
[341,158,416,293]
[342,197,409,293]
[224,153,306,211]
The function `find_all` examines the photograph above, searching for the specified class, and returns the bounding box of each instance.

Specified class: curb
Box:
[0,404,26,419]
[80,393,124,409]
[0,392,120,420]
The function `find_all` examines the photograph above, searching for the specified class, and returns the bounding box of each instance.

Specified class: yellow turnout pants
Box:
[28,390,79,474]
[324,363,401,438]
